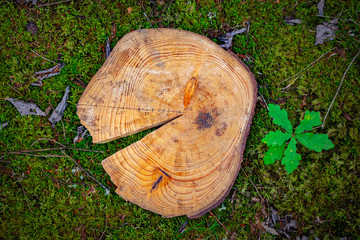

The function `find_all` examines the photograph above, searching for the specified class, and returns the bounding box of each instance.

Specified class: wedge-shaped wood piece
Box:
[77,28,257,218]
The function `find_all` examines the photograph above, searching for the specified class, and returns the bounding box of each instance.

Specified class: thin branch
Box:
[209,211,238,238]
[258,90,269,110]
[0,160,11,163]
[13,153,66,158]
[143,12,153,27]
[36,0,73,7]
[41,168,79,186]
[48,101,66,139]
[242,168,265,203]
[18,183,33,212]
[30,138,66,149]
[321,49,360,129]
[6,83,21,96]
[61,151,110,195]
[98,216,108,240]
[317,15,359,25]
[280,48,335,89]
[31,50,57,64]
[1,147,103,155]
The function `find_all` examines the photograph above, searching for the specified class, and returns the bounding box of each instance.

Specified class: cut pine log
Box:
[77,28,257,218]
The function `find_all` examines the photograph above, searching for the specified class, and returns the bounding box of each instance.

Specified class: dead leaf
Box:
[157,0,165,5]
[32,63,64,86]
[262,206,299,238]
[318,0,325,17]
[285,19,302,26]
[72,77,87,88]
[6,98,46,116]
[335,46,346,58]
[343,112,352,121]
[177,220,188,233]
[273,97,287,105]
[110,22,117,41]
[300,96,307,108]
[106,38,111,59]
[218,28,247,49]
[44,105,52,115]
[261,222,279,235]
[0,122,9,130]
[48,85,70,127]
[73,125,88,145]
[315,18,338,45]
[26,21,39,36]
[127,7,133,14]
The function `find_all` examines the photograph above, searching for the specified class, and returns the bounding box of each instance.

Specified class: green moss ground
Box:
[0,0,359,239]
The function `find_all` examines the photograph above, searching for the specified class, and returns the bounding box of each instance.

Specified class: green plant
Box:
[262,104,334,174]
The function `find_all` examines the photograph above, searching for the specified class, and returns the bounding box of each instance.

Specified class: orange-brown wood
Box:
[77,28,257,218]
[183,75,198,109]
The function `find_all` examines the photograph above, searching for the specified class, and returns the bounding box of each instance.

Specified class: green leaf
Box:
[261,131,292,146]
[263,143,286,165]
[268,104,293,134]
[295,111,322,134]
[296,133,334,152]
[281,138,301,174]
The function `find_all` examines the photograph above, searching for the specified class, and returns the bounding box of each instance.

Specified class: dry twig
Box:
[37,0,73,7]
[321,49,360,129]
[18,182,33,212]
[280,48,335,90]
[209,211,238,238]
[16,153,66,158]
[31,50,57,64]
[2,147,103,155]
[30,138,66,149]
[61,151,110,195]
[242,168,265,203]
[258,90,269,110]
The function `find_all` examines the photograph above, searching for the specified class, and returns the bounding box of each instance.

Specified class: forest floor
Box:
[1,0,359,239]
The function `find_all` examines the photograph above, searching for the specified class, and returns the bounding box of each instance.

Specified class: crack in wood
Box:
[159,168,170,177]
[151,175,163,192]
[77,104,184,114]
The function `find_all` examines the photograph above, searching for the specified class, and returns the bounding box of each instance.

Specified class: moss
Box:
[1,0,359,239]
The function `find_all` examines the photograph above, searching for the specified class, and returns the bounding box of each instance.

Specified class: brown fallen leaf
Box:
[110,22,117,41]
[343,112,352,121]
[127,7,133,14]
[157,0,165,5]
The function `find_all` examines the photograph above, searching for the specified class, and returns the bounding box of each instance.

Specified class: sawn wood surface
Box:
[77,28,257,218]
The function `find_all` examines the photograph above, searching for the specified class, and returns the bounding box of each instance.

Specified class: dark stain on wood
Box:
[215,122,228,136]
[151,175,163,192]
[195,111,213,130]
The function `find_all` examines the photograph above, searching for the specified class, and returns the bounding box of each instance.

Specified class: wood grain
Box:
[77,28,257,218]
